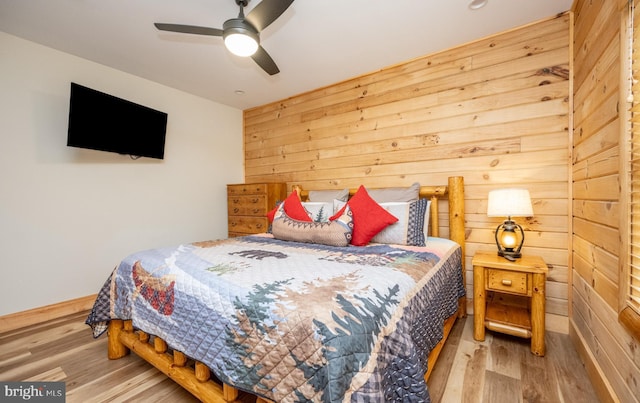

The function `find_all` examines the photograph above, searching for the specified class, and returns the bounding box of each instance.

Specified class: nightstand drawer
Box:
[486,269,529,295]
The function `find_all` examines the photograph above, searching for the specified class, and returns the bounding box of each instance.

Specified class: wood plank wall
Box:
[572,0,640,402]
[243,15,571,328]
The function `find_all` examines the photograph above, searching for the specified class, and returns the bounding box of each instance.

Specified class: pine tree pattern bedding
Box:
[86,234,464,402]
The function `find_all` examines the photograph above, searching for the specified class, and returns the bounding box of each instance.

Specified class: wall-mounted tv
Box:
[67,82,168,159]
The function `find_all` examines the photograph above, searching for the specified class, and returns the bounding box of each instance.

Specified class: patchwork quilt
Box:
[86,235,464,402]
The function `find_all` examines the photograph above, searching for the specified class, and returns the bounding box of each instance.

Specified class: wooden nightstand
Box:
[472,250,548,356]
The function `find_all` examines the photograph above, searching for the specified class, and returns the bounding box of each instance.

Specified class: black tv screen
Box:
[67,82,168,159]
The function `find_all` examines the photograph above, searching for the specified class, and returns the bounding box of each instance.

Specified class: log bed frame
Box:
[107,176,466,403]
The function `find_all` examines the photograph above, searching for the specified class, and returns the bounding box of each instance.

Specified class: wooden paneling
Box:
[572,0,640,402]
[243,13,571,333]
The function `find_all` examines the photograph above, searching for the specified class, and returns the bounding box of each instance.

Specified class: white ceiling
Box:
[0,0,573,110]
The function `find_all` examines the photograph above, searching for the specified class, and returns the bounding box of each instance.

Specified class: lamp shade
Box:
[487,188,533,217]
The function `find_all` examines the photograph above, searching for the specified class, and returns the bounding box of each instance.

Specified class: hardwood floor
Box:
[427,316,600,403]
[0,311,599,402]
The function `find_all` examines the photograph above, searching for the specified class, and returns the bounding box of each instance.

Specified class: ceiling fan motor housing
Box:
[223,18,259,41]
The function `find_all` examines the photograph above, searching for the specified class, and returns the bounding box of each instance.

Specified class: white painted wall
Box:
[0,32,244,316]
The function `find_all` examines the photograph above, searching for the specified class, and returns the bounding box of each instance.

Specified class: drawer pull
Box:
[251,198,259,203]
[233,208,239,213]
[501,279,512,286]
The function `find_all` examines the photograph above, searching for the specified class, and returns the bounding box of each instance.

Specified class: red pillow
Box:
[330,185,398,246]
[267,190,312,223]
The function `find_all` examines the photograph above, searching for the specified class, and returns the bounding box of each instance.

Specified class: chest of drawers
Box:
[227,183,287,237]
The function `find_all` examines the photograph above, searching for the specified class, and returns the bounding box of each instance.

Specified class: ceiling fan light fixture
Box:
[224,33,259,56]
[223,19,259,57]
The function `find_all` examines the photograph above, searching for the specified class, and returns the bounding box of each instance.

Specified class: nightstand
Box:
[472,250,548,356]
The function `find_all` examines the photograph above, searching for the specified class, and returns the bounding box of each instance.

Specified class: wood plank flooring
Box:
[0,311,600,402]
[427,316,600,402]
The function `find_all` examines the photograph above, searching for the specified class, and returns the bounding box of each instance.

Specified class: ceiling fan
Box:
[154,0,294,75]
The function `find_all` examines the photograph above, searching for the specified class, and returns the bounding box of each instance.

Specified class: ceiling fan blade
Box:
[251,46,280,75]
[245,0,294,32]
[154,23,223,37]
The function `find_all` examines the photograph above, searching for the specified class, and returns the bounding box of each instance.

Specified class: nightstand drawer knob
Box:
[502,279,512,286]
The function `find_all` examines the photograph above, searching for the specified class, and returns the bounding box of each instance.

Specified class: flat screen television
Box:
[67,82,168,159]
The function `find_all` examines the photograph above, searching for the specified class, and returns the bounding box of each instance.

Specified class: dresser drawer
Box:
[228,216,269,234]
[227,195,268,216]
[486,269,529,296]
[227,183,269,196]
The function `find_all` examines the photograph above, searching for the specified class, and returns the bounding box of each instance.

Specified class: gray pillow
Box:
[308,188,349,202]
[367,182,420,203]
[370,199,430,246]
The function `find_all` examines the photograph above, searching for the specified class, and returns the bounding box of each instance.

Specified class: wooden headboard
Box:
[294,176,465,259]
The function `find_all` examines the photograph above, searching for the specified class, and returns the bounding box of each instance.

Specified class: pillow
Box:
[422,199,432,239]
[308,188,349,202]
[302,202,333,222]
[267,190,312,223]
[330,185,398,246]
[371,199,430,246]
[272,204,353,247]
[367,182,420,203]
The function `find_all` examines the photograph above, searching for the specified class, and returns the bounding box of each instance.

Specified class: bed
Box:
[86,176,466,402]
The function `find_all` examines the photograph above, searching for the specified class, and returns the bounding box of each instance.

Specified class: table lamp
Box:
[487,188,533,259]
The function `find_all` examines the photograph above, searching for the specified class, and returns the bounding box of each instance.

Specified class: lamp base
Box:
[497,249,522,259]
[494,219,525,260]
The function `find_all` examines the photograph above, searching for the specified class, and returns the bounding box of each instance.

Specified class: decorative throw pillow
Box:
[422,199,432,239]
[371,199,430,246]
[367,182,420,203]
[302,202,333,222]
[308,188,349,202]
[267,190,312,223]
[272,204,353,247]
[330,185,398,246]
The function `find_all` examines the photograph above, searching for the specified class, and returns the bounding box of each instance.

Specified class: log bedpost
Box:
[447,176,466,317]
[107,319,130,359]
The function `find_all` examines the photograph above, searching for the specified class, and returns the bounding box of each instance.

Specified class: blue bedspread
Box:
[86,235,464,402]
